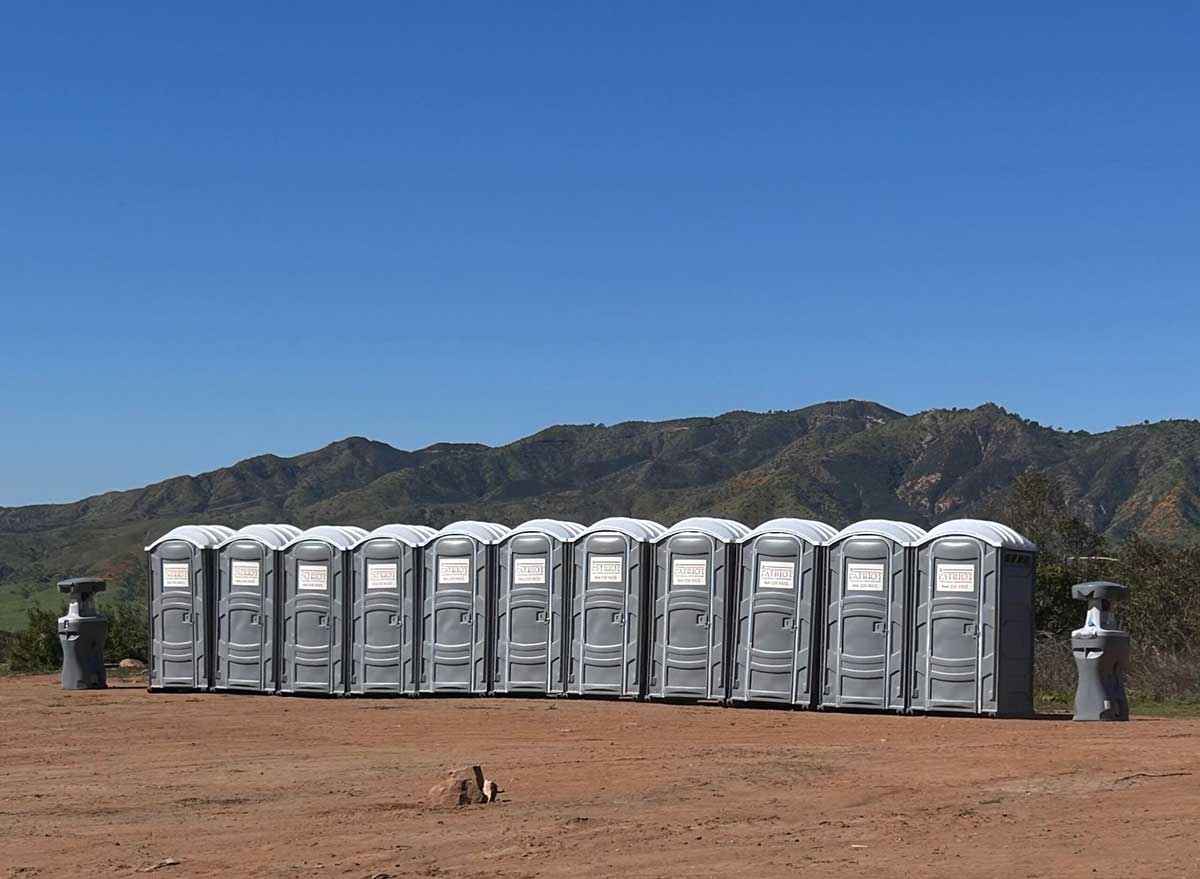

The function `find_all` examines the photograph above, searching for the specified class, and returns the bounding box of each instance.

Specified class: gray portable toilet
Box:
[648,517,751,701]
[144,524,234,691]
[731,518,838,708]
[279,525,367,696]
[214,524,301,693]
[420,521,510,695]
[568,517,666,698]
[494,519,586,696]
[348,524,437,696]
[912,519,1037,717]
[821,519,927,712]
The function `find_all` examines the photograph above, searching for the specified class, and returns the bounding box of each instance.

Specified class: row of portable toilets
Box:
[145,516,1037,716]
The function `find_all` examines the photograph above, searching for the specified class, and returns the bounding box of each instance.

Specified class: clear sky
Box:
[1,3,1197,505]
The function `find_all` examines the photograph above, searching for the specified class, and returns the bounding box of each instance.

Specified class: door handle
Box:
[964,622,977,637]
[612,612,622,625]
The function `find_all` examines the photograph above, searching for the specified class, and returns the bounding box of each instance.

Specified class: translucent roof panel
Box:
[281,525,369,551]
[829,519,928,546]
[507,519,587,542]
[145,524,235,552]
[659,517,751,543]
[922,519,1036,552]
[217,524,302,550]
[741,518,838,545]
[431,521,511,545]
[352,524,438,549]
[578,517,667,542]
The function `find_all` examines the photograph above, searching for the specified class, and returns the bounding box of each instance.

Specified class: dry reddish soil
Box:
[2,675,1198,879]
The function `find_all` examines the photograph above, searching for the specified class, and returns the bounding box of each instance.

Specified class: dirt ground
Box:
[2,675,1198,879]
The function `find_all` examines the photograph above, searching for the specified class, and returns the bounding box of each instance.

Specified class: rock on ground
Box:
[427,766,494,808]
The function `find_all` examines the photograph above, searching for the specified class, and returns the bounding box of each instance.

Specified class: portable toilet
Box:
[420,521,510,695]
[821,519,927,712]
[647,517,751,701]
[145,524,234,691]
[911,519,1037,717]
[214,524,301,693]
[731,518,838,708]
[347,524,437,696]
[493,519,586,696]
[568,517,666,698]
[278,525,367,696]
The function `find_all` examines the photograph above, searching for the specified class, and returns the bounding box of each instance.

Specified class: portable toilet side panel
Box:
[280,531,359,696]
[913,521,1036,716]
[349,530,428,695]
[996,548,1036,717]
[145,525,231,690]
[650,529,737,700]
[733,529,825,707]
[569,530,647,697]
[823,531,911,711]
[495,532,570,694]
[215,533,285,692]
[421,535,491,694]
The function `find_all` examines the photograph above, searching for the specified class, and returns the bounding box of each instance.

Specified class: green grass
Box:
[1037,691,1200,718]
[0,582,66,631]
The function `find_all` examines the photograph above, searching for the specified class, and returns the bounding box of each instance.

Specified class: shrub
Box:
[6,606,63,673]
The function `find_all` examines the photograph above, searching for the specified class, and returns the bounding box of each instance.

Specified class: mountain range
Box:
[1,400,1198,621]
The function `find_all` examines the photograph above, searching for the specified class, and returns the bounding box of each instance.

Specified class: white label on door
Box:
[367,563,397,590]
[439,557,471,585]
[514,557,547,585]
[936,563,976,593]
[162,562,190,590]
[231,561,260,587]
[846,562,885,592]
[589,555,624,583]
[298,564,328,591]
[758,560,796,590]
[672,558,708,586]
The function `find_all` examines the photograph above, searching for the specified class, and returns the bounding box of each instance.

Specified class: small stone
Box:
[140,857,180,871]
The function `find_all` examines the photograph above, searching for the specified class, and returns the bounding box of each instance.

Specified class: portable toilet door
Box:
[493,519,586,695]
[912,519,1037,716]
[348,524,436,696]
[568,518,665,698]
[214,524,300,693]
[732,518,837,708]
[420,521,510,695]
[279,526,367,696]
[145,525,233,690]
[649,517,750,701]
[821,520,927,712]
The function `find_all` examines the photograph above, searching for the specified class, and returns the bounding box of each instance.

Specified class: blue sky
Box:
[1,3,1197,505]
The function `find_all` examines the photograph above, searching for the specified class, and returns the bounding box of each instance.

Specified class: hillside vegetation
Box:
[1,400,1199,704]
